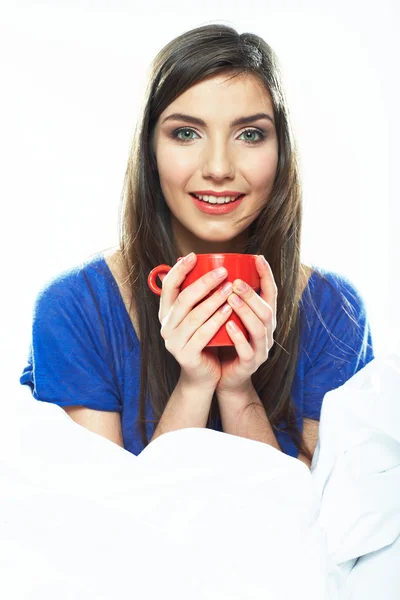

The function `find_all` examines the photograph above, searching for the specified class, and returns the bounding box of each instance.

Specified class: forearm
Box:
[216,383,281,451]
[150,376,215,443]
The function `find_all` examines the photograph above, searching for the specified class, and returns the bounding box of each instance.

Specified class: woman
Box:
[20,24,374,468]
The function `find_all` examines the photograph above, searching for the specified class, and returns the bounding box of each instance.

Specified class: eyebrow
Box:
[161,112,275,127]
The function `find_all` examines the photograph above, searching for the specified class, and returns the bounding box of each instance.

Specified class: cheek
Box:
[245,148,278,189]
[156,144,197,189]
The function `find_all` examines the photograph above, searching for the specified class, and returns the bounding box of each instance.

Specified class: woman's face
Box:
[152,72,279,255]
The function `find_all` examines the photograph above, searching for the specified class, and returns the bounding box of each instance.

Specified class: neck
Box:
[173,220,250,256]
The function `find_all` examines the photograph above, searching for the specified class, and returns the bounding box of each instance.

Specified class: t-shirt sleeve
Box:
[19,268,122,412]
[301,271,375,421]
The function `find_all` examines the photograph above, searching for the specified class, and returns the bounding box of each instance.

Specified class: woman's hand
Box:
[157,252,234,391]
[216,255,278,394]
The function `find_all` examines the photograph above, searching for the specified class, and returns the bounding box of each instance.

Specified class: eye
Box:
[170,126,267,144]
[238,128,266,144]
[171,128,200,142]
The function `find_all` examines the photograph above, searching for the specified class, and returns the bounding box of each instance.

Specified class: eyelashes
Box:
[170,127,267,145]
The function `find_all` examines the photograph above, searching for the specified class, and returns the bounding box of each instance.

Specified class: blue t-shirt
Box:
[20,253,375,457]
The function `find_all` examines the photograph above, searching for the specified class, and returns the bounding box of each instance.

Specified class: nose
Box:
[201,138,235,180]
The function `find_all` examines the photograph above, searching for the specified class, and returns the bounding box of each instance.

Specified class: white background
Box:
[1,0,399,394]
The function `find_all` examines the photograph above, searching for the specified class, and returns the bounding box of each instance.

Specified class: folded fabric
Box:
[2,388,329,599]
[311,351,400,598]
[1,351,399,599]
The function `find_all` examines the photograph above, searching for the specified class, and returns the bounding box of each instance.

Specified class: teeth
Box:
[193,194,241,204]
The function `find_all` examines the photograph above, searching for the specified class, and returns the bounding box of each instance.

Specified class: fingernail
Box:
[214,267,227,278]
[234,279,247,292]
[229,293,243,306]
[258,255,268,267]
[220,303,232,314]
[220,282,233,295]
[183,252,195,264]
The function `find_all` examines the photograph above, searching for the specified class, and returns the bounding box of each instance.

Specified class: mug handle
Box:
[147,264,172,295]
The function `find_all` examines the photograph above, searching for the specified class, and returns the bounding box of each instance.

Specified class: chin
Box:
[192,230,238,243]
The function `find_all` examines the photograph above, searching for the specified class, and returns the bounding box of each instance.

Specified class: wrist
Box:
[178,374,216,398]
[151,375,215,443]
[216,380,254,399]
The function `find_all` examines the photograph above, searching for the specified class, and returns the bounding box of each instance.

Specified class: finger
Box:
[185,302,233,354]
[158,253,197,322]
[255,255,278,328]
[231,278,275,331]
[225,319,255,363]
[160,266,229,338]
[227,293,271,358]
[169,279,233,348]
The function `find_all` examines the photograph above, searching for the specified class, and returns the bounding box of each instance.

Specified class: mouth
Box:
[189,193,245,205]
[189,192,245,215]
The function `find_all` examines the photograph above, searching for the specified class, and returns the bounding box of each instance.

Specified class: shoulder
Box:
[32,251,114,319]
[22,251,126,414]
[302,265,369,317]
[33,262,85,311]
[300,265,374,366]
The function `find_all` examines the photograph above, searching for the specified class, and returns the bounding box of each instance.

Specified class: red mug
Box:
[147,253,260,347]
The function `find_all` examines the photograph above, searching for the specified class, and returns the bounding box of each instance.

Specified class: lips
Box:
[189,193,243,203]
[190,193,245,215]
[191,190,244,198]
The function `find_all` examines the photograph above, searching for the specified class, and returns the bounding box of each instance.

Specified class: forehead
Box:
[162,72,273,117]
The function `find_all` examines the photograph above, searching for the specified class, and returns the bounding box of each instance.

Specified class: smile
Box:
[191,193,242,204]
[189,193,245,215]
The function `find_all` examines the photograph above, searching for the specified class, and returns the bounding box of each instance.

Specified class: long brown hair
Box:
[119,24,316,460]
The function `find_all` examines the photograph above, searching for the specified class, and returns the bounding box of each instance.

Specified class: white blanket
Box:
[1,352,399,599]
[310,351,400,598]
